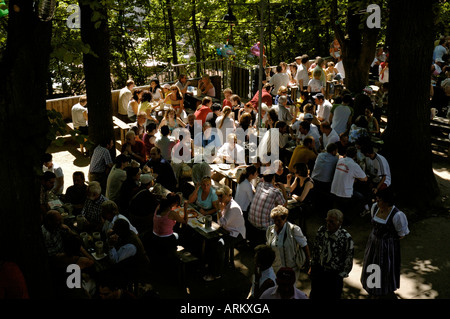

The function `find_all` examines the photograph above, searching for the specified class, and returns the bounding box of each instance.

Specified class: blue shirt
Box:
[197,187,218,210]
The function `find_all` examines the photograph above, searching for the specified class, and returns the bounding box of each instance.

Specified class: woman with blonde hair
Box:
[198,74,216,97]
[215,105,236,145]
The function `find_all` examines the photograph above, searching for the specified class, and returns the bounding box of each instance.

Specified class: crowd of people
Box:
[31,36,450,300]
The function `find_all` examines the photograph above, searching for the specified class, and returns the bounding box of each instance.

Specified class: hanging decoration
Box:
[250,41,265,57]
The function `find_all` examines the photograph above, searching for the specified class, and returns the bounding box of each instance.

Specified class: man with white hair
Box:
[81,181,108,231]
[276,95,293,124]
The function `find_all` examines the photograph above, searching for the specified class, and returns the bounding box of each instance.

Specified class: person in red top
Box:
[121,130,146,166]
[250,82,273,110]
[222,88,233,108]
[194,96,213,126]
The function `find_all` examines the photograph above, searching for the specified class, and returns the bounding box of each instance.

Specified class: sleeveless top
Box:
[292,177,314,203]
[167,95,182,109]
[153,210,176,237]
[127,100,138,117]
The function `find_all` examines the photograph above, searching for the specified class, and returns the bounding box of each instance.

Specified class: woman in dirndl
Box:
[360,187,410,298]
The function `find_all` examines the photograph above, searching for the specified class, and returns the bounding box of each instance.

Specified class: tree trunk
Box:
[192,0,201,76]
[80,0,115,150]
[167,0,178,65]
[332,0,379,93]
[0,0,54,298]
[383,0,440,208]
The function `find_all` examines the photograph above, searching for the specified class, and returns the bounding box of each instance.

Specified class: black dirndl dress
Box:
[360,205,401,296]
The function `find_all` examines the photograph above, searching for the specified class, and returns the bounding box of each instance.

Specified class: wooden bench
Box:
[176,247,199,290]
[113,116,133,146]
[65,122,87,154]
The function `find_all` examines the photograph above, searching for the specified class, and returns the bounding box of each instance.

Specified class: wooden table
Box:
[209,163,240,194]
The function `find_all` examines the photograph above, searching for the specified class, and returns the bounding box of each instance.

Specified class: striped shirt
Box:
[89,145,113,174]
[41,226,65,257]
[248,182,286,230]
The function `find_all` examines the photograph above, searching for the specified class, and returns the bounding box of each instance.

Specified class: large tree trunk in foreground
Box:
[80,0,115,150]
[0,1,54,298]
[383,0,440,208]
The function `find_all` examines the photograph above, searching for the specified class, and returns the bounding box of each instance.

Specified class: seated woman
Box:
[286,163,315,229]
[365,106,380,137]
[234,164,258,217]
[187,176,219,220]
[138,90,159,124]
[163,85,184,119]
[127,89,142,123]
[203,185,246,282]
[238,102,257,127]
[149,78,163,103]
[158,107,186,135]
[274,86,294,105]
[215,106,236,145]
[151,193,188,259]
[198,74,216,98]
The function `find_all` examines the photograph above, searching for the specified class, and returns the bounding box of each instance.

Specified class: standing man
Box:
[88,137,115,194]
[309,209,354,299]
[314,93,333,123]
[296,55,311,91]
[71,95,88,135]
[329,94,353,135]
[269,63,290,98]
[248,171,287,246]
[330,146,368,220]
[118,80,135,122]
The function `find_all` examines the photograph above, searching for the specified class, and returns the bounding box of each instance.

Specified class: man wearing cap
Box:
[313,93,332,123]
[259,267,308,299]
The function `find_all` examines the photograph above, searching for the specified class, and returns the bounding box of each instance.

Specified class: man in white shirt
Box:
[118,80,135,121]
[329,94,353,135]
[320,121,340,150]
[330,146,368,222]
[296,55,311,90]
[313,93,333,123]
[71,95,88,135]
[361,144,391,194]
[269,64,290,97]
[215,133,246,165]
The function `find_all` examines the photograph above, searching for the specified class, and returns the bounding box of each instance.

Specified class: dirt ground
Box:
[47,139,450,300]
